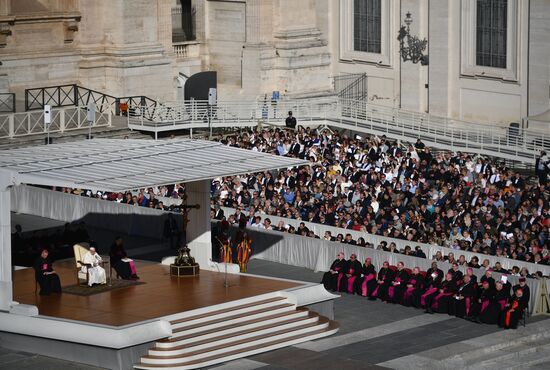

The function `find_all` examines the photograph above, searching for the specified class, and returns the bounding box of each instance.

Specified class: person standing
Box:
[33,249,62,295]
[535,151,549,184]
[163,213,180,250]
[236,222,252,272]
[285,111,297,129]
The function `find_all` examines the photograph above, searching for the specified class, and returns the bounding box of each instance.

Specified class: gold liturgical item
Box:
[170,244,200,276]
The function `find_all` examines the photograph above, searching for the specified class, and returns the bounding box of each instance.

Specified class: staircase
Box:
[380,317,550,370]
[134,293,338,370]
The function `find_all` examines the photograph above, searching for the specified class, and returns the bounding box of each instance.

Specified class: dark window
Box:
[172,0,196,42]
[476,0,507,68]
[353,0,382,54]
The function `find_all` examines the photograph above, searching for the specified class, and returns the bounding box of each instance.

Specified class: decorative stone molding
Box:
[64,21,78,43]
[460,0,520,82]
[0,25,11,48]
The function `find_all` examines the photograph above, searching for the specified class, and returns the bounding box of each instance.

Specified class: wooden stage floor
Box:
[13,260,301,327]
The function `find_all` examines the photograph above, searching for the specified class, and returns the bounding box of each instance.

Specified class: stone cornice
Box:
[0,12,81,25]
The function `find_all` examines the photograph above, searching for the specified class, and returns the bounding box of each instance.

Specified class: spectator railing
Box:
[219,206,550,278]
[0,105,111,140]
[125,97,550,164]
[0,93,16,113]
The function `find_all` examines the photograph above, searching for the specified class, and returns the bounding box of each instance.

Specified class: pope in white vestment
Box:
[82,247,107,286]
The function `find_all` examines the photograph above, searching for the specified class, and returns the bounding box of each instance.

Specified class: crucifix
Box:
[179,193,200,245]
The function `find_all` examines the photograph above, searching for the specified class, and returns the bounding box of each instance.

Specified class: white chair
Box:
[73,243,91,285]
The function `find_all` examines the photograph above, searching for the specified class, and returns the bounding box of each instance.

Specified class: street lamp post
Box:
[397,12,428,65]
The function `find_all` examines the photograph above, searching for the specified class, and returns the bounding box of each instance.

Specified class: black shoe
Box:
[368,297,376,301]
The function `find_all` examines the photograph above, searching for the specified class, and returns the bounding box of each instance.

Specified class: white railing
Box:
[0,105,112,140]
[126,97,548,163]
[173,41,200,59]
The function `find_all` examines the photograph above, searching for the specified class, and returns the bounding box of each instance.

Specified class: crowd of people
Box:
[209,127,550,270]
[43,127,550,278]
[322,253,529,329]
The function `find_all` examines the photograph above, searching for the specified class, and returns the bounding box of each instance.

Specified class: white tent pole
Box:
[0,170,17,311]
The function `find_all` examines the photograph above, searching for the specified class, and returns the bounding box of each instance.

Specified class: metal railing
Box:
[332,73,368,101]
[126,97,548,163]
[0,105,111,140]
[24,84,159,120]
[0,93,15,113]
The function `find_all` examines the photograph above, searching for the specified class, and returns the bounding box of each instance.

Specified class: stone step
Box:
[169,296,287,326]
[467,337,550,370]
[170,303,296,333]
[143,318,330,364]
[151,311,320,355]
[134,318,339,369]
[440,319,550,369]
[158,308,310,348]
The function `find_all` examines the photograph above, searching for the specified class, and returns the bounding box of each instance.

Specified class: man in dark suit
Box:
[285,111,297,129]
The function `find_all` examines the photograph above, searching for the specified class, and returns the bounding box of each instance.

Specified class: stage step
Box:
[157,308,311,348]
[134,294,338,370]
[169,296,288,326]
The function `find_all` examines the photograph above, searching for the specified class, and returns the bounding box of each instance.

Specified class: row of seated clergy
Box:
[322,254,530,329]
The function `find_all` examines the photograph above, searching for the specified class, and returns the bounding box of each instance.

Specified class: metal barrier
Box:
[0,93,15,113]
[332,73,368,101]
[127,98,548,164]
[24,84,158,120]
[0,105,111,140]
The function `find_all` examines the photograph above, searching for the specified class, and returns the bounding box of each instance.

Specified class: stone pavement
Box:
[0,347,105,370]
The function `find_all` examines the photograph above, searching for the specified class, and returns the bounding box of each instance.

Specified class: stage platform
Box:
[13,259,301,326]
[5,259,339,370]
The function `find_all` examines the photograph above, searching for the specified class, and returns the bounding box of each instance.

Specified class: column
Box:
[157,0,174,55]
[428,1,450,117]
[0,186,12,311]
[185,180,212,269]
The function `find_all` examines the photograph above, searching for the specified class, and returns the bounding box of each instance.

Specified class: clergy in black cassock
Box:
[371,261,395,300]
[354,258,377,297]
[387,262,410,304]
[469,280,495,322]
[450,275,476,318]
[321,252,348,291]
[480,280,510,325]
[339,254,362,294]
[430,273,457,314]
[500,289,527,329]
[403,267,424,307]
[33,249,61,296]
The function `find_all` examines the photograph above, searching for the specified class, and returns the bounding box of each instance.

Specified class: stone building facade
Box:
[0,0,549,127]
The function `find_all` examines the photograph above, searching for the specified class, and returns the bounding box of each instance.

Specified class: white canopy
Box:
[0,138,309,192]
